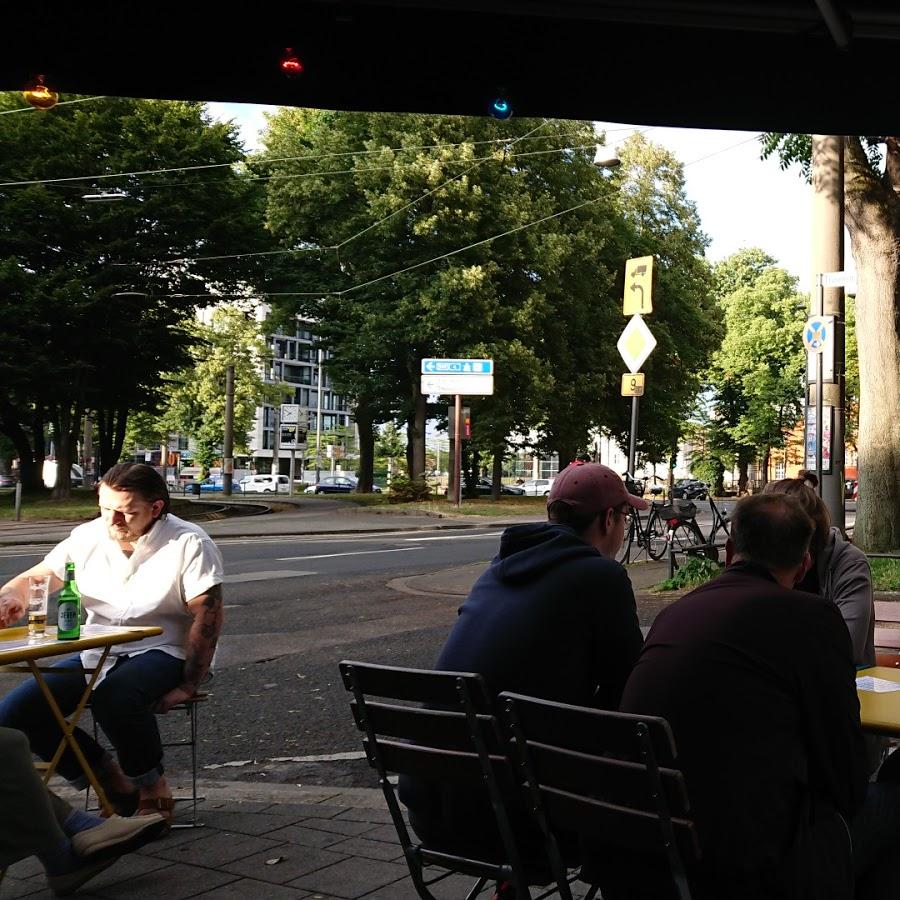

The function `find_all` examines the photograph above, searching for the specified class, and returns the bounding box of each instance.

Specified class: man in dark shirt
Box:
[400,462,646,865]
[620,493,900,900]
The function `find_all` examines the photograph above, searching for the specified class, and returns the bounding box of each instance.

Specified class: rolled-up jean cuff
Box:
[129,764,165,789]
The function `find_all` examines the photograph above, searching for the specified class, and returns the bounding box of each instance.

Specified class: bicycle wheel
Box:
[616,518,636,564]
[646,509,668,560]
[672,520,718,560]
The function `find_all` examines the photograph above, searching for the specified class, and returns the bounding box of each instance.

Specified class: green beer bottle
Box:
[57,562,81,640]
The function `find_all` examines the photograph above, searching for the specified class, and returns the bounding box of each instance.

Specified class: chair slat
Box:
[525,741,690,816]
[500,691,677,765]
[350,699,504,753]
[540,786,700,863]
[371,738,512,786]
[340,660,492,709]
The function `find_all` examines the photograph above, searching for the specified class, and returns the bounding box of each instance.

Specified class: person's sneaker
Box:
[46,855,118,897]
[71,813,167,859]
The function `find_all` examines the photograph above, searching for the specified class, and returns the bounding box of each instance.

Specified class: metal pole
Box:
[315,349,324,485]
[223,364,234,496]
[628,396,639,477]
[453,394,463,508]
[288,449,295,496]
[810,134,845,531]
[272,404,280,477]
[14,481,22,522]
[816,277,824,496]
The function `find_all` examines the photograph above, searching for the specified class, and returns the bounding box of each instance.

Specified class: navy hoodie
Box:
[400,522,643,854]
[435,522,643,710]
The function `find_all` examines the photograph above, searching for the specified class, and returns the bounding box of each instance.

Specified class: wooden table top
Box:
[0,624,163,665]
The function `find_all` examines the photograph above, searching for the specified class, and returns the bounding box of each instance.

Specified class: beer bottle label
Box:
[58,603,79,634]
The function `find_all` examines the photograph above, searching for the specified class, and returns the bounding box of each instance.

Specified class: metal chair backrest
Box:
[339,661,547,900]
[501,692,701,900]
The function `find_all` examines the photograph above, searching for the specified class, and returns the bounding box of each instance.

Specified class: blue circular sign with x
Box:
[804,319,828,353]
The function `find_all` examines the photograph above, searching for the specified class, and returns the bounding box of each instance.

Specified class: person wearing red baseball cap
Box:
[400,461,646,896]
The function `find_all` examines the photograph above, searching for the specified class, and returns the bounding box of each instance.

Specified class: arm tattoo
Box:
[183,584,224,688]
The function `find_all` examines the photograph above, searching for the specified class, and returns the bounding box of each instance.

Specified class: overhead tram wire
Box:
[0,125,635,189]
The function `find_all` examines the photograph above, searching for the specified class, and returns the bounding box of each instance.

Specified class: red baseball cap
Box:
[547,461,649,516]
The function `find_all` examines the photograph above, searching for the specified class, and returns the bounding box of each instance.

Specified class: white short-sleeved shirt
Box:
[43,513,224,683]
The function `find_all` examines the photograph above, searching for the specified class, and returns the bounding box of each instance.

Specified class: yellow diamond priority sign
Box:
[617,315,657,373]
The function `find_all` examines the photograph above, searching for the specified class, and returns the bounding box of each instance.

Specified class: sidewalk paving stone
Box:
[287,856,410,898]
[220,845,348,885]
[97,861,239,899]
[323,836,405,862]
[148,832,286,868]
[263,824,351,850]
[297,819,380,838]
[192,881,312,899]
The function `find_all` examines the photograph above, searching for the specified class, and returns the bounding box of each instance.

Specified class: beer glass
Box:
[27,575,50,642]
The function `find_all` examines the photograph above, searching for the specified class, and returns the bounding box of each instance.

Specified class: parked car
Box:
[672,478,709,500]
[239,474,290,493]
[199,477,224,492]
[305,475,382,494]
[475,478,525,496]
[518,478,554,496]
[0,473,15,488]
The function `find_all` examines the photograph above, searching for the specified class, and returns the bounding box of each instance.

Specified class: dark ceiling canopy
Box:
[2,1,896,133]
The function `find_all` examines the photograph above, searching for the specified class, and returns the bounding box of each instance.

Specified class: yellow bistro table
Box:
[856,666,900,735]
[0,623,163,815]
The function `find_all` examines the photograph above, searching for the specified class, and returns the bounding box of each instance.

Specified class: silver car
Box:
[518,478,555,496]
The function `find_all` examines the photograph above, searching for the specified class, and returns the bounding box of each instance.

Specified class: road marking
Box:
[404,533,498,542]
[276,547,422,561]
[223,570,317,583]
[204,750,367,770]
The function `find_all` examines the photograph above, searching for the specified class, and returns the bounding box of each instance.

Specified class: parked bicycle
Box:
[704,494,732,549]
[616,501,668,563]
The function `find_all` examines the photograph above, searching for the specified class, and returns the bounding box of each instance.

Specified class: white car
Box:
[519,478,554,496]
[239,474,289,493]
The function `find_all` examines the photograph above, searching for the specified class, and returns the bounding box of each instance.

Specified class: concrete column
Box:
[810,134,846,531]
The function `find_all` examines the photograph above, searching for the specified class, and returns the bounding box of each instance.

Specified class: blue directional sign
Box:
[421,358,494,375]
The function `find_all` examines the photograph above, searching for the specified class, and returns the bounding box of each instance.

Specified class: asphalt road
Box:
[0,528,505,790]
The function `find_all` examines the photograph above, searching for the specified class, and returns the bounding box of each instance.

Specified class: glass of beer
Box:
[27,575,50,642]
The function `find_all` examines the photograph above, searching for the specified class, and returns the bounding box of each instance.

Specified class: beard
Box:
[108,524,142,542]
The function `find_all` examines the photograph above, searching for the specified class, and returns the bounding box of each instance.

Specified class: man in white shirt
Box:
[0,463,224,822]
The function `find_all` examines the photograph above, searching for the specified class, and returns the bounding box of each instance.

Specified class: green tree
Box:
[160,307,279,471]
[258,112,624,486]
[761,134,899,550]
[703,249,780,492]
[711,266,807,484]
[0,95,269,496]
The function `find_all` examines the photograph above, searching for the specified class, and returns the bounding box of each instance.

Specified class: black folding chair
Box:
[339,661,573,900]
[500,692,701,900]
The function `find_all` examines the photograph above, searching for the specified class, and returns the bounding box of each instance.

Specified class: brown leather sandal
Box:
[136,796,175,828]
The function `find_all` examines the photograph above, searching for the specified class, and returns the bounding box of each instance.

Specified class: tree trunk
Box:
[737,454,751,495]
[50,403,81,500]
[843,140,900,550]
[111,403,129,468]
[408,390,426,481]
[847,229,900,550]
[354,402,376,493]
[553,443,577,470]
[491,446,503,500]
[760,447,770,489]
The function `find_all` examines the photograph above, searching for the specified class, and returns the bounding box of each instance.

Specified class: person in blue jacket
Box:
[400,461,647,884]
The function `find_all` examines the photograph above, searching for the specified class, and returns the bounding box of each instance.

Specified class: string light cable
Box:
[0,96,106,115]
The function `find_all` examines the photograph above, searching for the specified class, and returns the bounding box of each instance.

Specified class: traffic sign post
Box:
[623,256,654,315]
[617,308,657,476]
[421,359,495,507]
[280,404,305,496]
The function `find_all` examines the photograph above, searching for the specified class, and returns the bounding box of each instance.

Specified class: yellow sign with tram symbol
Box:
[623,255,654,315]
[621,373,645,397]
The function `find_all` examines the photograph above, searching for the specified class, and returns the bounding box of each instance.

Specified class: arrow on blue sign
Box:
[421,358,494,375]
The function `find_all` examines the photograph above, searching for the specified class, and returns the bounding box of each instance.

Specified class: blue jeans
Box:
[0,650,184,788]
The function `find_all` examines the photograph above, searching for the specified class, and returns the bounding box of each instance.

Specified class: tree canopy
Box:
[0,94,268,493]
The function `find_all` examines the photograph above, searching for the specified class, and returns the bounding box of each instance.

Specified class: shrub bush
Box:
[656,556,723,592]
[388,474,432,503]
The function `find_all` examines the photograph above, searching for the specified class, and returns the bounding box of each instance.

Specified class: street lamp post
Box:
[315,348,324,484]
